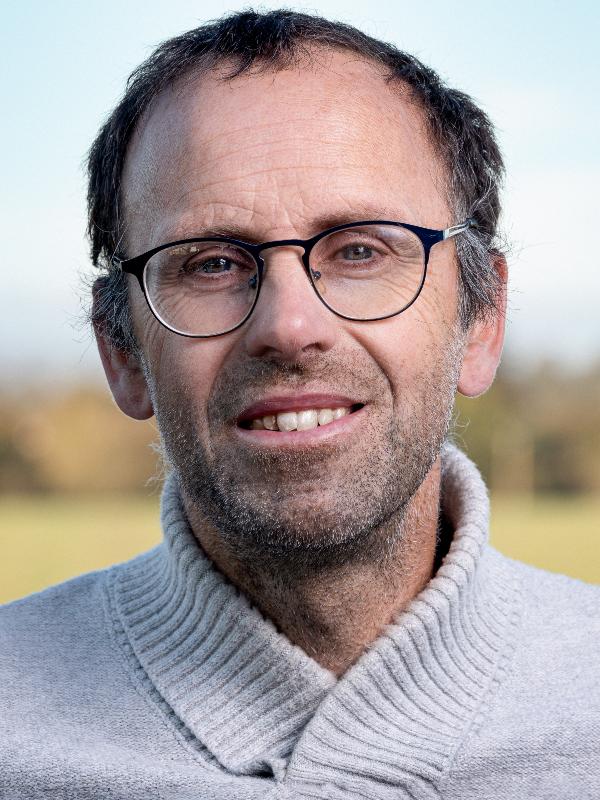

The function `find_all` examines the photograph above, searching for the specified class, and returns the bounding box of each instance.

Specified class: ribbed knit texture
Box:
[2,445,599,799]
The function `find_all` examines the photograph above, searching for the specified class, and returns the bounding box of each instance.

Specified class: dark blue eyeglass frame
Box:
[112,218,477,338]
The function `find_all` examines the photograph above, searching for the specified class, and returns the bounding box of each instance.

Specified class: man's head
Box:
[89,10,506,574]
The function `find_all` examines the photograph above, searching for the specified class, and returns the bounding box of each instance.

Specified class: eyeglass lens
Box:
[143,225,426,336]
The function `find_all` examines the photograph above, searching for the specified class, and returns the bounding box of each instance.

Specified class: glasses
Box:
[113,219,476,338]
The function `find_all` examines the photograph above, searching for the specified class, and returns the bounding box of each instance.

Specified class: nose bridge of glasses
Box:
[256,238,310,273]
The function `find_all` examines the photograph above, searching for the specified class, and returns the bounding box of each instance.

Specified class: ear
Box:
[95,327,154,420]
[457,254,507,398]
[92,280,154,420]
[95,331,154,420]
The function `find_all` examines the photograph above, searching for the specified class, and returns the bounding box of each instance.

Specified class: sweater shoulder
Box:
[0,554,161,727]
[0,552,153,668]
[488,547,600,646]
[445,550,600,796]
[0,569,109,662]
[1,567,106,617]
[470,547,600,705]
[484,548,600,701]
[503,551,600,624]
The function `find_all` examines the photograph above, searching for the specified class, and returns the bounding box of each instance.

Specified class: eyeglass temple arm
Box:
[442,218,478,240]
[111,254,139,277]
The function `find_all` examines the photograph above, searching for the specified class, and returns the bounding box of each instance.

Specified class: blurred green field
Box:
[0,493,599,604]
[0,495,162,605]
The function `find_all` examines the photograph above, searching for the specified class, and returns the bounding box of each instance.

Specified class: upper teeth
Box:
[249,406,351,431]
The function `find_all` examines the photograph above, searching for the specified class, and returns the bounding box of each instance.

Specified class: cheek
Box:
[155,340,231,418]
[132,289,235,426]
[348,287,461,407]
[354,295,457,375]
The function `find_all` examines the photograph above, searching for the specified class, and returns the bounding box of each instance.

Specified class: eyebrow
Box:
[160,205,408,245]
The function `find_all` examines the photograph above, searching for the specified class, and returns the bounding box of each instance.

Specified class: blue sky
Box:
[2,0,599,381]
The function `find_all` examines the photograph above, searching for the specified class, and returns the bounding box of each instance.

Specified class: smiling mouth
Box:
[238,403,364,432]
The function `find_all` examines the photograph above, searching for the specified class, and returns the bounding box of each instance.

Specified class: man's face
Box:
[121,52,467,568]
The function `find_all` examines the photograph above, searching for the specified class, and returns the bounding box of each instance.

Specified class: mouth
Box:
[238,403,364,432]
[235,394,366,443]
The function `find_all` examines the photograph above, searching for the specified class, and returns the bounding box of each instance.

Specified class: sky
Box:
[2,0,599,383]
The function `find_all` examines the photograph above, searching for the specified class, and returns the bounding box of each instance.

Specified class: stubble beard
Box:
[145,334,463,580]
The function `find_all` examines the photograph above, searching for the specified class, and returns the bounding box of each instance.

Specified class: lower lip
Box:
[234,405,366,447]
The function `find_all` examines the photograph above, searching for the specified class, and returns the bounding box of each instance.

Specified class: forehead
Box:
[122,50,450,249]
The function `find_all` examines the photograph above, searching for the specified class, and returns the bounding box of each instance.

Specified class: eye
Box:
[179,252,250,277]
[197,257,233,274]
[341,244,373,261]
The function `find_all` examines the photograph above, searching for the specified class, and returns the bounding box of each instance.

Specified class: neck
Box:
[185,458,443,676]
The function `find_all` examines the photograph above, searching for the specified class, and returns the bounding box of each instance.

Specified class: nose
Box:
[242,245,339,361]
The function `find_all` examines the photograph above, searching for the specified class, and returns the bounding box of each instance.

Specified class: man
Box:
[1,9,598,799]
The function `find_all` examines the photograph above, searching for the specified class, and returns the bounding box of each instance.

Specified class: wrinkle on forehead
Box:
[121,50,450,255]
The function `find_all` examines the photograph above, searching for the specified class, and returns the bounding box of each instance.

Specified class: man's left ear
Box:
[457,254,507,398]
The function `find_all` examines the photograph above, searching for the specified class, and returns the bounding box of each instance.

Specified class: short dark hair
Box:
[88,8,505,353]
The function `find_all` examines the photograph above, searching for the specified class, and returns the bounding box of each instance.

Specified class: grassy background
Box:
[1,493,598,605]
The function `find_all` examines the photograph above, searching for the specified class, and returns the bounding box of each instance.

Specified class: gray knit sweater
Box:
[1,447,599,799]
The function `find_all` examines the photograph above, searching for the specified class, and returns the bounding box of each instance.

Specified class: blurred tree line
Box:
[1,361,599,495]
[455,361,600,495]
